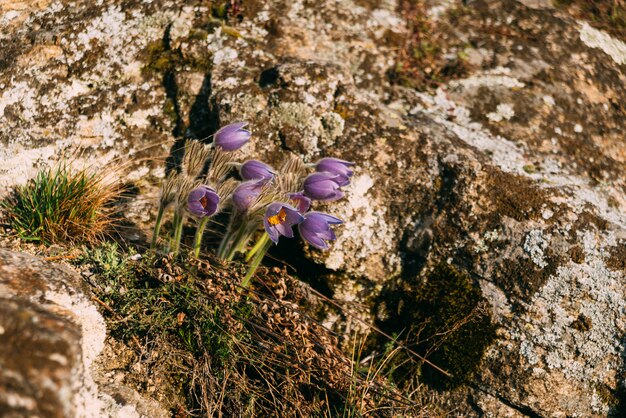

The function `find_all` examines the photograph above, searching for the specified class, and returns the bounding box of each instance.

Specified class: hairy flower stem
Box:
[225,223,251,261]
[218,214,256,261]
[246,232,270,262]
[170,211,186,255]
[217,217,236,259]
[192,217,209,257]
[151,205,165,249]
[242,233,272,287]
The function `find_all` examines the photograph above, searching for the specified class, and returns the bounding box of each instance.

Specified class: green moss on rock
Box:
[376,263,498,390]
[141,39,211,77]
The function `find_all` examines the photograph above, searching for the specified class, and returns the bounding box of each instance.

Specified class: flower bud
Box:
[214,122,251,151]
[240,160,276,181]
[315,157,354,186]
[303,172,344,201]
[298,211,342,250]
[187,185,220,217]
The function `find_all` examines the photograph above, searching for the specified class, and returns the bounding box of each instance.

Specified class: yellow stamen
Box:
[267,208,287,225]
[200,195,208,208]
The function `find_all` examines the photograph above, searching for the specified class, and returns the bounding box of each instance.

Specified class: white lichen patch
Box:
[579,22,626,65]
[511,230,623,412]
[523,229,550,268]
[370,9,405,36]
[542,208,554,220]
[271,102,324,155]
[448,67,525,91]
[325,173,400,276]
[480,279,512,319]
[0,81,37,119]
[413,88,626,228]
[0,143,61,192]
[207,28,245,67]
[487,103,515,122]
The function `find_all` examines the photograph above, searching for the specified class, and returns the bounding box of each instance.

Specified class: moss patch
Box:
[483,168,550,222]
[141,39,211,77]
[376,263,498,390]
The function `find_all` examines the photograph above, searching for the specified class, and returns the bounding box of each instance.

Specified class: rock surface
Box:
[1,0,625,416]
[0,249,167,418]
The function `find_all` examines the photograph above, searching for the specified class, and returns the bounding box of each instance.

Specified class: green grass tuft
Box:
[0,165,120,245]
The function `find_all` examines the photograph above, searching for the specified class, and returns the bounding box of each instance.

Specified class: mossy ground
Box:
[78,242,426,417]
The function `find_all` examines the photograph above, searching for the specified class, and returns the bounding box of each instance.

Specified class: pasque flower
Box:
[214,122,251,151]
[303,172,344,201]
[187,185,220,217]
[288,192,311,213]
[240,160,276,181]
[298,212,342,250]
[315,158,354,186]
[232,180,265,212]
[263,202,304,244]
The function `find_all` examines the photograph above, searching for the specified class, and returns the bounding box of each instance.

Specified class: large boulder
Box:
[1,0,625,416]
[0,249,167,417]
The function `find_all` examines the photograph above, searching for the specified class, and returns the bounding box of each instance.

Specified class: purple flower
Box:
[214,122,251,151]
[303,172,344,201]
[298,212,342,250]
[232,180,265,212]
[187,185,220,217]
[240,160,276,181]
[315,158,354,186]
[263,202,304,244]
[288,192,311,213]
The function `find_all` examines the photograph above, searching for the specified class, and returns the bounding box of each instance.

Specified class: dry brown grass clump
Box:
[0,165,121,245]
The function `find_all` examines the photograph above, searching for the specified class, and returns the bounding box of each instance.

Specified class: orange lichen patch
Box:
[0,0,51,29]
[16,45,64,67]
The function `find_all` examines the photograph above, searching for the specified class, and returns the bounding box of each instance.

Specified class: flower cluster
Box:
[152,121,353,285]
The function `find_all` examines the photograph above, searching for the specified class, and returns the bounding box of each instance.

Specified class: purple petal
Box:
[303,172,346,200]
[188,188,205,202]
[284,206,305,226]
[322,189,344,202]
[216,121,248,135]
[232,180,264,212]
[275,222,294,238]
[288,192,311,213]
[301,230,328,250]
[214,122,251,151]
[316,158,354,180]
[188,200,206,216]
[240,160,276,181]
[264,218,280,243]
[307,212,343,225]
